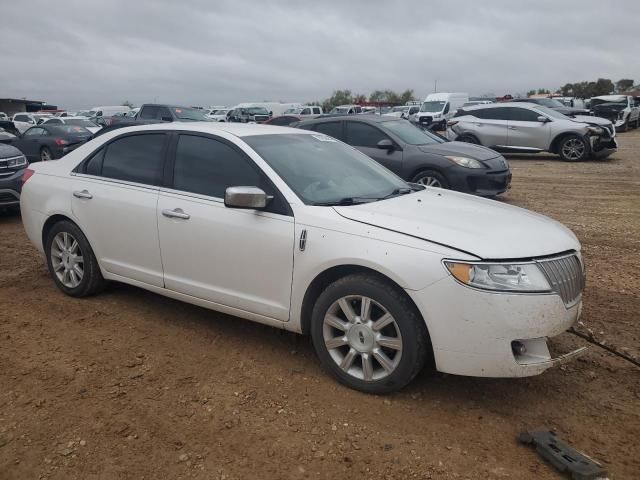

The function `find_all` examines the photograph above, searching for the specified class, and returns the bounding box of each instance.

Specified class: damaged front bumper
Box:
[588,135,617,159]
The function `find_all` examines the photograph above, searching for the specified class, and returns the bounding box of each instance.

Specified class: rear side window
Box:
[139,106,160,120]
[312,121,343,140]
[101,134,165,185]
[312,107,321,114]
[173,135,263,198]
[474,107,511,120]
[509,107,542,122]
[345,122,388,148]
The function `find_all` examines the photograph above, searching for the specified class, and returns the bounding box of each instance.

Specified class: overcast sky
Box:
[1,0,638,110]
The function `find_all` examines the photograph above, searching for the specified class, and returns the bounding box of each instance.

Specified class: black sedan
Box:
[294,116,511,196]
[0,143,28,209]
[9,124,92,162]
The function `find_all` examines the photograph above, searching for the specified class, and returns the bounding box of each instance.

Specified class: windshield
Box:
[214,109,230,115]
[247,107,270,115]
[590,98,626,107]
[420,101,446,113]
[172,107,209,121]
[330,106,351,114]
[534,98,565,108]
[382,120,444,145]
[64,119,98,127]
[243,133,409,205]
[534,105,569,120]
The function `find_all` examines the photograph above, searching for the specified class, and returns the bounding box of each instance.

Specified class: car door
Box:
[70,132,167,287]
[157,133,295,321]
[465,107,510,147]
[506,107,551,150]
[344,121,403,175]
[17,127,47,161]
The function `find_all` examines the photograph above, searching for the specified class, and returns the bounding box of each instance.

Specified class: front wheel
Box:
[411,169,449,189]
[311,274,430,394]
[45,220,106,297]
[558,135,588,162]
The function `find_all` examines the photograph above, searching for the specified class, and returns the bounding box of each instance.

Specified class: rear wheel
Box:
[411,170,449,189]
[45,220,106,297]
[311,274,430,394]
[40,147,53,162]
[558,135,588,162]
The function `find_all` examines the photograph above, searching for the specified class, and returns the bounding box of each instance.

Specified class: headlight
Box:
[6,155,27,168]
[444,261,551,292]
[445,156,483,169]
[587,126,603,135]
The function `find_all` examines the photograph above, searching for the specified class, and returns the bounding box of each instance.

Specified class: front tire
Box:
[45,220,106,297]
[311,274,430,394]
[558,135,588,162]
[411,169,449,189]
[456,134,480,145]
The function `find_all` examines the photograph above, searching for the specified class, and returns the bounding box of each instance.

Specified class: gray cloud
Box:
[1,0,638,110]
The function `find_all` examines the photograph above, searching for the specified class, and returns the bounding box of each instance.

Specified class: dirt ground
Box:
[1,130,639,480]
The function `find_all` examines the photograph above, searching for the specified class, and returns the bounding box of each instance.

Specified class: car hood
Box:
[570,115,613,128]
[0,143,22,158]
[556,107,590,116]
[333,189,579,259]
[417,141,500,161]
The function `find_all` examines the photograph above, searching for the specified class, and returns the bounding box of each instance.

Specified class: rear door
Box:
[464,107,510,147]
[17,127,47,161]
[70,132,168,287]
[344,121,403,175]
[506,107,551,150]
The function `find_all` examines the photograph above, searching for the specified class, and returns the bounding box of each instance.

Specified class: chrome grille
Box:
[537,254,585,307]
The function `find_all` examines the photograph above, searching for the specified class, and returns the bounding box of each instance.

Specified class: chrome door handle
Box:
[73,190,93,199]
[162,208,190,220]
[508,126,517,130]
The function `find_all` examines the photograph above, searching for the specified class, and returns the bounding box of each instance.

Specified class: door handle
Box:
[73,190,93,199]
[508,126,517,130]
[162,208,190,220]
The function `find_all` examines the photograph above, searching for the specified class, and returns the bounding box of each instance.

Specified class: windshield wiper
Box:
[312,188,415,206]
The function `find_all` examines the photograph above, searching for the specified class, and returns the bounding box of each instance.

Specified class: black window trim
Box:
[163,131,293,217]
[308,119,345,141]
[345,120,402,151]
[72,130,171,190]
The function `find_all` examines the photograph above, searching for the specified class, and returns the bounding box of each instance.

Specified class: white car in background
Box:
[42,116,102,134]
[11,113,39,133]
[386,105,420,120]
[590,95,640,132]
[21,122,586,393]
[206,108,232,122]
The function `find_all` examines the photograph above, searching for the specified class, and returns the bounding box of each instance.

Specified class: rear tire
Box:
[40,147,53,162]
[45,220,106,297]
[411,169,449,189]
[558,135,588,162]
[310,273,430,394]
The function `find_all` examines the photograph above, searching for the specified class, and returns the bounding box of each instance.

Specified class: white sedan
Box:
[20,122,586,393]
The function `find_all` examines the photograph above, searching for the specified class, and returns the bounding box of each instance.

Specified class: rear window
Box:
[101,134,166,185]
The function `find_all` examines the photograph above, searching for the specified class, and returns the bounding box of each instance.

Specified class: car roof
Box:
[592,95,626,101]
[94,121,318,138]
[461,102,538,111]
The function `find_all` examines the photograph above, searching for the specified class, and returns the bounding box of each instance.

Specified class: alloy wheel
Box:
[561,138,585,160]
[41,148,52,162]
[50,232,84,288]
[322,295,403,382]
[416,176,442,187]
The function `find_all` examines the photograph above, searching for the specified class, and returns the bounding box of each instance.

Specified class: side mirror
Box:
[537,116,549,123]
[161,116,173,122]
[377,139,394,151]
[224,186,271,209]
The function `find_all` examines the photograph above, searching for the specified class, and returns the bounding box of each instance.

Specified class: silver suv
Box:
[447,103,617,161]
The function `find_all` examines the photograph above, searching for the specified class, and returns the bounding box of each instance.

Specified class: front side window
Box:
[345,122,389,148]
[101,134,165,185]
[509,107,543,122]
[172,135,265,199]
[243,133,408,205]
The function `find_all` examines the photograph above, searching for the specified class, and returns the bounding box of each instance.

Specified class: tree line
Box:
[311,89,417,112]
[528,78,635,99]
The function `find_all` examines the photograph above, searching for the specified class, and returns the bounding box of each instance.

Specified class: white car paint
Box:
[11,113,38,133]
[415,92,469,125]
[20,122,585,380]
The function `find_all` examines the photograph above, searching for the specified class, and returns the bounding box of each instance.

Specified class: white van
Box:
[415,93,469,128]
[89,105,131,118]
